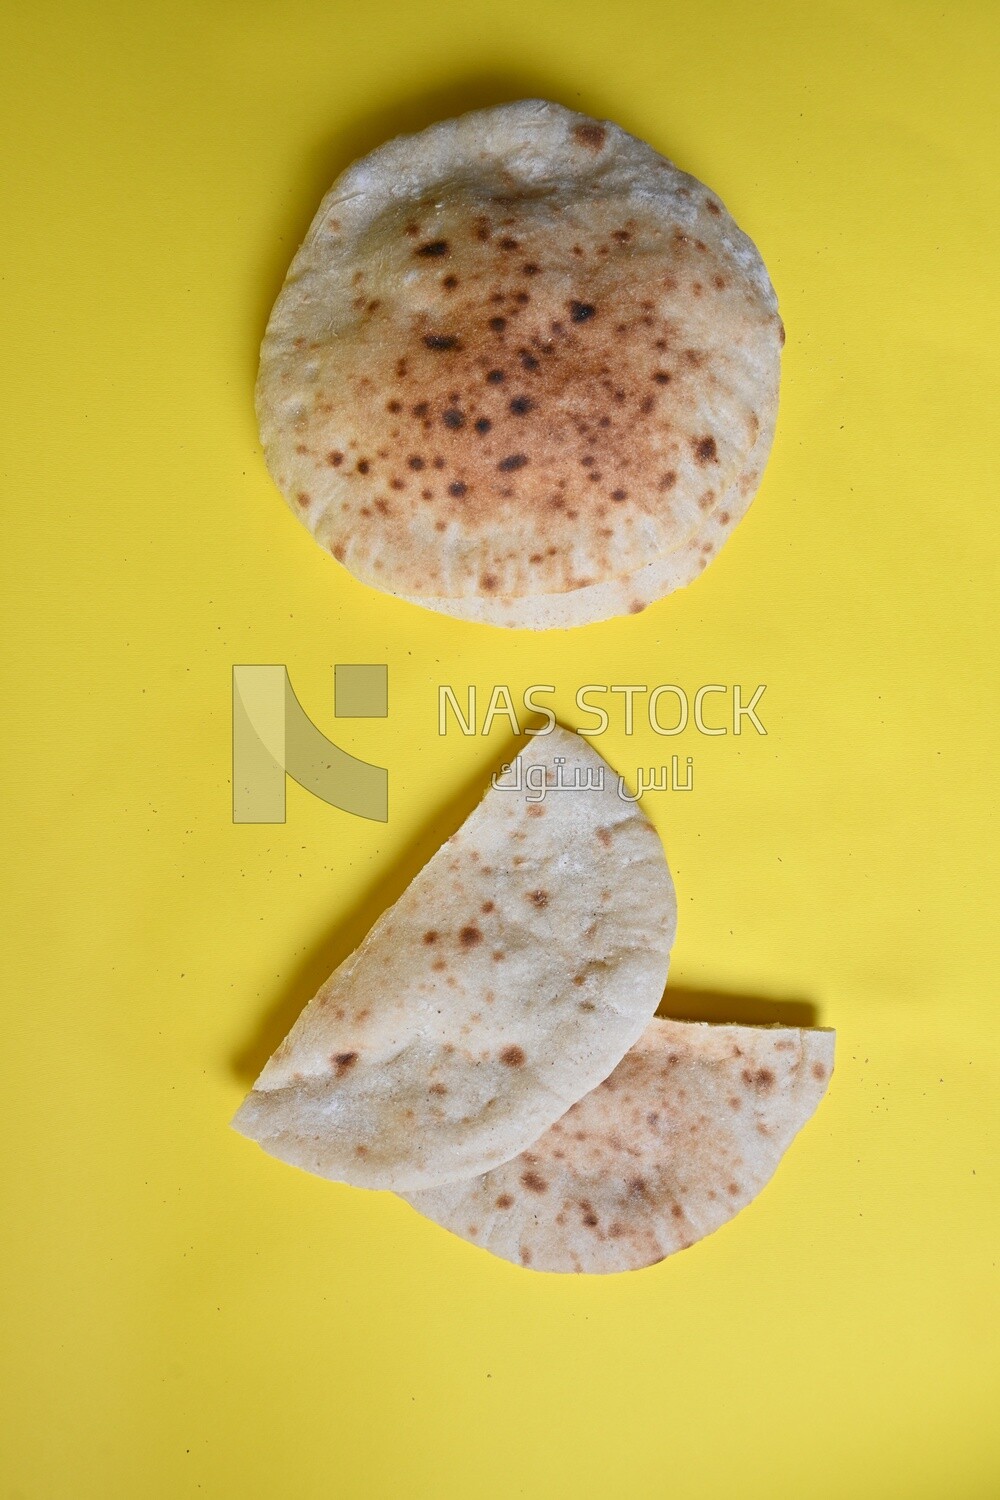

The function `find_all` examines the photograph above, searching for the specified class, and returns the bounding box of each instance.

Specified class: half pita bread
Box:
[232,727,677,1191]
[257,100,781,621]
[403,1018,833,1272]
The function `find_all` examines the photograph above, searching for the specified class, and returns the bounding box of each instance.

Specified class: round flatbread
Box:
[232,727,677,1191]
[257,99,782,620]
[403,1018,834,1272]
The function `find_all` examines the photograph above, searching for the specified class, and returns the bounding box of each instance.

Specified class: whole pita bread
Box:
[398,400,774,627]
[403,1018,833,1272]
[232,728,676,1191]
[257,100,781,620]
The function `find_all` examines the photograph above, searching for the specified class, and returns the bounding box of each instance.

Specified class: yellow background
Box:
[2,0,997,1495]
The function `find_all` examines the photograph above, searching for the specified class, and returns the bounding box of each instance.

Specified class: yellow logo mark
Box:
[232,665,388,824]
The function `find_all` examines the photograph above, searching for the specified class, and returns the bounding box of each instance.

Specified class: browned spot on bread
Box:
[694,435,718,464]
[326,450,344,466]
[521,1170,548,1193]
[659,471,677,490]
[496,1193,514,1209]
[528,889,549,908]
[719,510,731,525]
[569,300,596,323]
[429,1081,448,1096]
[743,1066,776,1093]
[423,929,438,944]
[727,1182,740,1196]
[573,121,607,149]
[596,827,612,846]
[498,452,528,472]
[520,1245,532,1265]
[500,1044,526,1067]
[333,1051,358,1075]
[459,924,482,947]
[812,1061,827,1080]
[423,334,461,351]
[581,1208,599,1228]
[416,239,449,257]
[481,899,494,914]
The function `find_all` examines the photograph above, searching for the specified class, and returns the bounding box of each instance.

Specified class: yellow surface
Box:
[2,1,998,1495]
